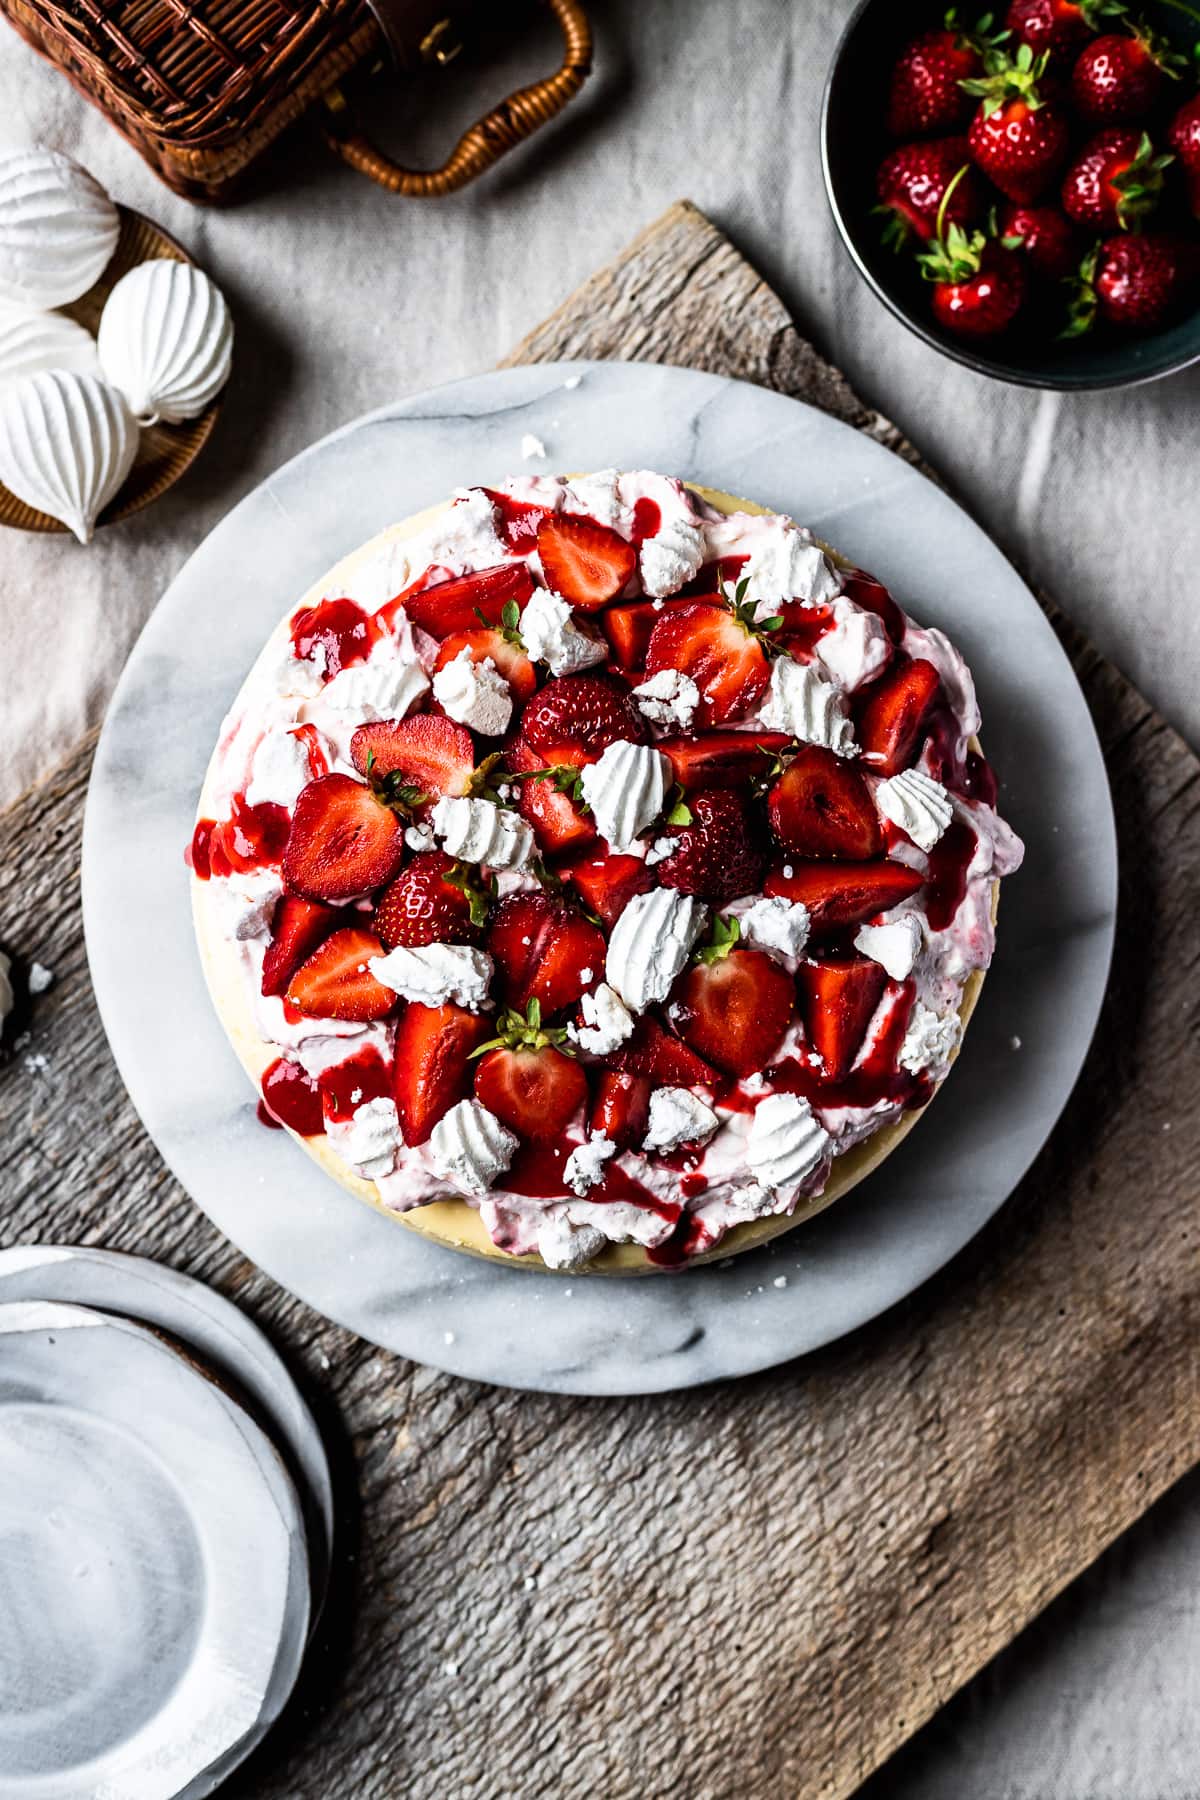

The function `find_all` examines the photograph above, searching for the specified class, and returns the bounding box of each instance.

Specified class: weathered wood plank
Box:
[2,201,1198,1800]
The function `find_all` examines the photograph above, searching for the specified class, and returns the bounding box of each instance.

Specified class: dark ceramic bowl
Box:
[821,0,1200,389]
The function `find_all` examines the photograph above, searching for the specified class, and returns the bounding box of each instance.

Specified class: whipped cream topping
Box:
[578,741,670,852]
[746,1093,831,1199]
[431,796,534,870]
[199,469,1024,1272]
[567,982,634,1056]
[429,1099,517,1195]
[855,915,924,981]
[876,768,954,850]
[758,655,857,755]
[605,888,708,1012]
[432,650,512,736]
[643,1087,720,1154]
[369,942,493,1009]
[633,668,700,733]
[738,895,811,962]
[519,586,607,676]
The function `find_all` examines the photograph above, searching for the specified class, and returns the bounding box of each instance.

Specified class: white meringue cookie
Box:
[0,148,119,308]
[0,370,136,543]
[98,260,232,424]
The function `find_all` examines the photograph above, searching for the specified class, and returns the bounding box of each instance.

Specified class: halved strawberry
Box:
[676,946,794,1079]
[764,860,924,931]
[488,893,606,1016]
[840,569,905,644]
[432,628,537,702]
[608,1015,718,1087]
[536,514,637,611]
[520,674,645,767]
[350,716,474,799]
[656,789,766,904]
[566,849,653,928]
[858,658,941,777]
[601,597,699,672]
[282,775,405,903]
[766,747,883,861]
[285,926,395,1022]
[374,851,484,950]
[590,1070,652,1149]
[475,1043,588,1144]
[658,731,792,794]
[645,603,770,726]
[797,956,888,1081]
[506,738,596,857]
[401,563,534,638]
[393,1001,490,1146]
[261,895,342,997]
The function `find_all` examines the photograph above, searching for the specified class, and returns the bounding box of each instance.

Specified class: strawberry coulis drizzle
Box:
[767,980,929,1114]
[290,596,379,678]
[318,1046,393,1122]
[502,1140,675,1213]
[630,496,662,543]
[190,795,289,879]
[259,1056,325,1136]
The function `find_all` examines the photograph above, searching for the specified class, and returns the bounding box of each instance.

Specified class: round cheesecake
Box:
[191,472,1023,1274]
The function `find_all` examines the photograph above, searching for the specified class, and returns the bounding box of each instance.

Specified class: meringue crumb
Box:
[28,962,53,994]
[520,433,547,460]
[443,1330,456,1346]
[773,1275,788,1289]
[442,1659,459,1677]
[522,1574,538,1591]
[1010,1035,1023,1051]
[563,374,583,389]
[24,1053,49,1073]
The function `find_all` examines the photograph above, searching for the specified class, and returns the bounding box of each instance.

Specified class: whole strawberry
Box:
[1168,92,1200,217]
[886,10,1010,137]
[919,179,1029,337]
[1062,128,1173,230]
[1005,0,1126,64]
[876,139,982,247]
[1000,199,1081,278]
[1065,233,1200,332]
[962,44,1072,201]
[1071,26,1184,125]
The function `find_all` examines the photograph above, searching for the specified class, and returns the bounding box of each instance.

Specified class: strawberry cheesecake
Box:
[190,471,1023,1273]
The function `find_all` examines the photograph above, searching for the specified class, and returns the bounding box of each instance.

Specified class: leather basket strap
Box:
[322,0,593,197]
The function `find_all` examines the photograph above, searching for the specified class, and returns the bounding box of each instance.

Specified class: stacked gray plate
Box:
[0,1247,332,1800]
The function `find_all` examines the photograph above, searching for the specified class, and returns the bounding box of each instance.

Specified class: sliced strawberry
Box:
[482,487,552,551]
[488,893,606,1016]
[589,1071,652,1149]
[797,956,888,1082]
[261,895,342,997]
[676,947,794,1079]
[393,1001,490,1146]
[401,563,534,639]
[566,849,653,928]
[764,860,924,931]
[658,731,792,794]
[536,514,637,611]
[645,603,770,726]
[656,789,766,904]
[608,1015,718,1087]
[858,658,941,777]
[766,747,883,861]
[506,738,596,856]
[520,674,645,767]
[282,775,405,903]
[601,597,699,672]
[432,628,537,702]
[475,1044,588,1144]
[350,715,474,800]
[285,926,395,1022]
[374,851,484,950]
[840,569,905,644]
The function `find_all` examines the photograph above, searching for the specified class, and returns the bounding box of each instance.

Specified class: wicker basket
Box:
[0,0,592,201]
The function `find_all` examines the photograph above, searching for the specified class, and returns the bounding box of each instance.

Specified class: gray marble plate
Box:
[0,1300,310,1800]
[81,362,1116,1396]
[0,1244,333,1613]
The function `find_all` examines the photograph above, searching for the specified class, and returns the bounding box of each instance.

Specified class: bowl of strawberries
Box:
[822,0,1200,387]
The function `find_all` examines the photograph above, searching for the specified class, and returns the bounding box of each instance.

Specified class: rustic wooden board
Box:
[2,200,1198,1800]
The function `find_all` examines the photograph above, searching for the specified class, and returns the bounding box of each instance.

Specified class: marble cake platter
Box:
[0,1300,310,1800]
[0,1244,334,1608]
[82,361,1117,1397]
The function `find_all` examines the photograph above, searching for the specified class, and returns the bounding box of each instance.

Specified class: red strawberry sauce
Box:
[318,1046,393,1122]
[290,596,378,678]
[189,796,289,880]
[768,981,931,1114]
[630,496,661,543]
[503,1140,675,1214]
[258,1056,324,1135]
[187,819,215,879]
